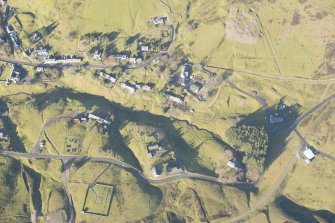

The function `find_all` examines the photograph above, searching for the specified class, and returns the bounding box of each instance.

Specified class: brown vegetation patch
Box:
[225,6,262,44]
[291,12,301,26]
[315,11,328,20]
[314,43,335,78]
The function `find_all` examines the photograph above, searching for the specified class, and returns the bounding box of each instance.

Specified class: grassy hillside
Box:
[0,157,31,223]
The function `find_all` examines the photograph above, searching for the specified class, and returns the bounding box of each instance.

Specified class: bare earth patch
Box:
[225,6,262,44]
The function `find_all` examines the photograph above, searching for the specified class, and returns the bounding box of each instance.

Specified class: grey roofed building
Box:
[96,70,104,76]
[151,164,163,177]
[104,74,117,83]
[190,82,203,93]
[147,149,156,158]
[114,54,128,61]
[36,48,49,57]
[166,159,182,172]
[88,112,111,125]
[152,16,167,25]
[92,50,102,61]
[128,57,137,64]
[142,84,152,91]
[0,131,8,141]
[165,92,184,104]
[8,64,22,83]
[141,45,149,51]
[36,67,44,72]
[120,82,136,94]
[269,115,284,124]
[227,158,242,171]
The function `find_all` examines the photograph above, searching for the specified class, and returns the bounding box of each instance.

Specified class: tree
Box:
[227,125,268,171]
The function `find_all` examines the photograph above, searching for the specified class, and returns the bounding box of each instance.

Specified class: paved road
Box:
[294,129,335,162]
[317,151,335,162]
[225,152,298,223]
[224,93,335,222]
[0,151,255,189]
[290,93,335,129]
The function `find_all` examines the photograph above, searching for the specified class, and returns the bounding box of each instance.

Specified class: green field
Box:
[64,135,82,154]
[83,183,114,216]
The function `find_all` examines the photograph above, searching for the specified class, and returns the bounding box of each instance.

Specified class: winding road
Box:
[224,93,335,222]
[32,113,79,153]
[0,151,255,189]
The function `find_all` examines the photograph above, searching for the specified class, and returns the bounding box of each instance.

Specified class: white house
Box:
[269,115,284,124]
[8,65,21,83]
[114,54,128,61]
[104,74,117,84]
[303,146,316,163]
[92,50,102,61]
[88,113,111,125]
[120,82,136,94]
[227,158,242,171]
[152,17,166,25]
[36,67,44,72]
[142,85,152,91]
[166,93,183,104]
[36,48,48,57]
[141,46,149,51]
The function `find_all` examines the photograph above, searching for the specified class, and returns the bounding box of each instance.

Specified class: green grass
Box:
[64,135,82,154]
[83,183,114,216]
[70,162,162,222]
[0,158,31,223]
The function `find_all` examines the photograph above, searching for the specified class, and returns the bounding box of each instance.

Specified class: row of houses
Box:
[113,54,143,64]
[44,56,82,64]
[6,25,21,48]
[96,70,117,84]
[95,70,154,94]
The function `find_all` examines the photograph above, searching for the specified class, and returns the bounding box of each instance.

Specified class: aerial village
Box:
[0,0,318,180]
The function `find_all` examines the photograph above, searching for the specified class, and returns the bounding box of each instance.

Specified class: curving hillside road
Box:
[224,92,335,222]
[290,93,335,129]
[32,113,79,153]
[0,151,256,189]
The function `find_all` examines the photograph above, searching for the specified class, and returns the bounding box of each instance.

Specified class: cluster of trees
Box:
[227,125,268,171]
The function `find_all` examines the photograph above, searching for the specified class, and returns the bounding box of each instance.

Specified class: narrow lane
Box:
[0,151,256,189]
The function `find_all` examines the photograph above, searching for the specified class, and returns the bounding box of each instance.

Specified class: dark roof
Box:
[166,159,181,172]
